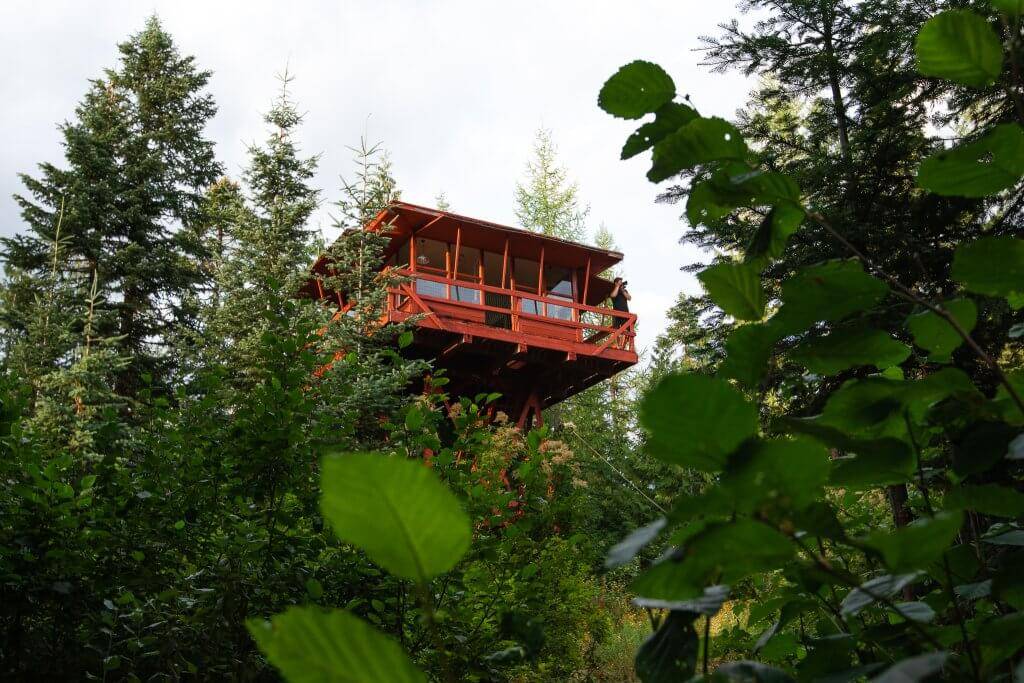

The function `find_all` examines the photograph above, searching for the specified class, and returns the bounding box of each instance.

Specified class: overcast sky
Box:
[1,1,753,354]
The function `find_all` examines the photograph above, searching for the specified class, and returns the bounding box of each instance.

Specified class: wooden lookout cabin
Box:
[305,201,638,428]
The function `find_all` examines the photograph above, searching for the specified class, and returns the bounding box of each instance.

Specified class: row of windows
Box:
[414,278,574,321]
[392,238,575,300]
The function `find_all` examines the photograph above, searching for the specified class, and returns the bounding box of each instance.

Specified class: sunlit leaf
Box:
[633,584,729,616]
[599,61,676,120]
[698,261,765,321]
[952,236,1024,308]
[247,607,426,683]
[919,124,1024,198]
[776,259,889,333]
[915,10,1002,87]
[890,601,936,623]
[321,453,471,583]
[791,325,910,375]
[719,321,781,388]
[648,117,747,182]
[622,102,698,159]
[865,511,964,573]
[907,299,977,363]
[721,437,831,513]
[640,373,758,471]
[745,202,805,264]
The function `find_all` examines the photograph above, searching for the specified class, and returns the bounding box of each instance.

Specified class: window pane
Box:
[415,278,447,299]
[454,286,480,304]
[513,258,539,293]
[414,238,447,271]
[544,265,573,298]
[546,303,572,320]
[520,298,540,315]
[456,248,481,279]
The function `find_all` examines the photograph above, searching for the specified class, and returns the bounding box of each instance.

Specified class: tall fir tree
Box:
[514,128,589,242]
[1,16,221,398]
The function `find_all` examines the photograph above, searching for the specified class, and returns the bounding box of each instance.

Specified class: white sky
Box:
[1,1,753,354]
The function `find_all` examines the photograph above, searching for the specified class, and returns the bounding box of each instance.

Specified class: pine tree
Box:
[514,128,589,242]
[1,16,221,398]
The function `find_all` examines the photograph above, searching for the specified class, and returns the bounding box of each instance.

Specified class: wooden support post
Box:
[537,246,545,317]
[453,224,462,278]
[501,238,510,288]
[581,256,591,306]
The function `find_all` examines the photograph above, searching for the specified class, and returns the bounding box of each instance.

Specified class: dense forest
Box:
[2,0,1024,680]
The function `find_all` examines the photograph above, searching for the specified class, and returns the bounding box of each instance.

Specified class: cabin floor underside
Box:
[399,324,634,419]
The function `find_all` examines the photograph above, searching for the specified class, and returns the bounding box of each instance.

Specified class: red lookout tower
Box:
[307,202,638,428]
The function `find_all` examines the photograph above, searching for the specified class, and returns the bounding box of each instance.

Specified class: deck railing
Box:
[387,268,636,354]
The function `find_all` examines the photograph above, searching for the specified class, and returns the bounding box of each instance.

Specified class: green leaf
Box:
[907,299,978,362]
[828,438,916,489]
[952,236,1024,308]
[632,520,793,600]
[719,322,781,388]
[715,661,795,682]
[866,511,965,573]
[599,61,676,120]
[697,261,765,321]
[791,325,910,375]
[633,585,729,616]
[890,601,936,623]
[952,421,1019,476]
[321,453,471,583]
[634,611,698,683]
[776,260,889,333]
[648,117,747,182]
[622,102,699,159]
[398,330,414,348]
[640,373,758,471]
[840,572,924,616]
[247,607,426,683]
[993,0,1024,15]
[304,578,323,600]
[872,652,948,683]
[722,437,831,513]
[946,484,1024,517]
[915,10,1002,87]
[919,124,1024,198]
[404,406,425,431]
[745,202,805,263]
[606,518,667,569]
[978,613,1024,672]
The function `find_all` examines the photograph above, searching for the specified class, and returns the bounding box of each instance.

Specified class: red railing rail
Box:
[387,268,636,354]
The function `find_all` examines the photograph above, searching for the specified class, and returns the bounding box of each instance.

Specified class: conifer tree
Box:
[514,128,589,241]
[1,16,221,398]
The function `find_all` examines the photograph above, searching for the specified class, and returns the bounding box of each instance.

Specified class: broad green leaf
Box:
[995,370,1024,424]
[304,578,323,600]
[722,437,830,513]
[872,652,948,683]
[698,261,765,321]
[820,377,906,438]
[649,117,747,182]
[946,484,1024,517]
[745,202,805,263]
[907,299,977,362]
[321,453,471,583]
[599,61,676,120]
[606,518,667,569]
[978,613,1024,673]
[791,325,910,375]
[719,321,781,388]
[915,10,1002,87]
[952,421,1019,475]
[993,0,1024,15]
[840,572,924,616]
[919,124,1024,198]
[776,260,889,333]
[622,102,698,159]
[640,373,758,471]
[247,607,426,683]
[829,438,915,489]
[890,601,936,623]
[952,236,1024,308]
[634,610,698,683]
[866,511,964,573]
[632,520,793,600]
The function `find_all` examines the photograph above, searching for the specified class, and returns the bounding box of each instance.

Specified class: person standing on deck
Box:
[610,277,631,323]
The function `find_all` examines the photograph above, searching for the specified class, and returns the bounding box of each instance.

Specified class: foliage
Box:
[596,1,1024,679]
